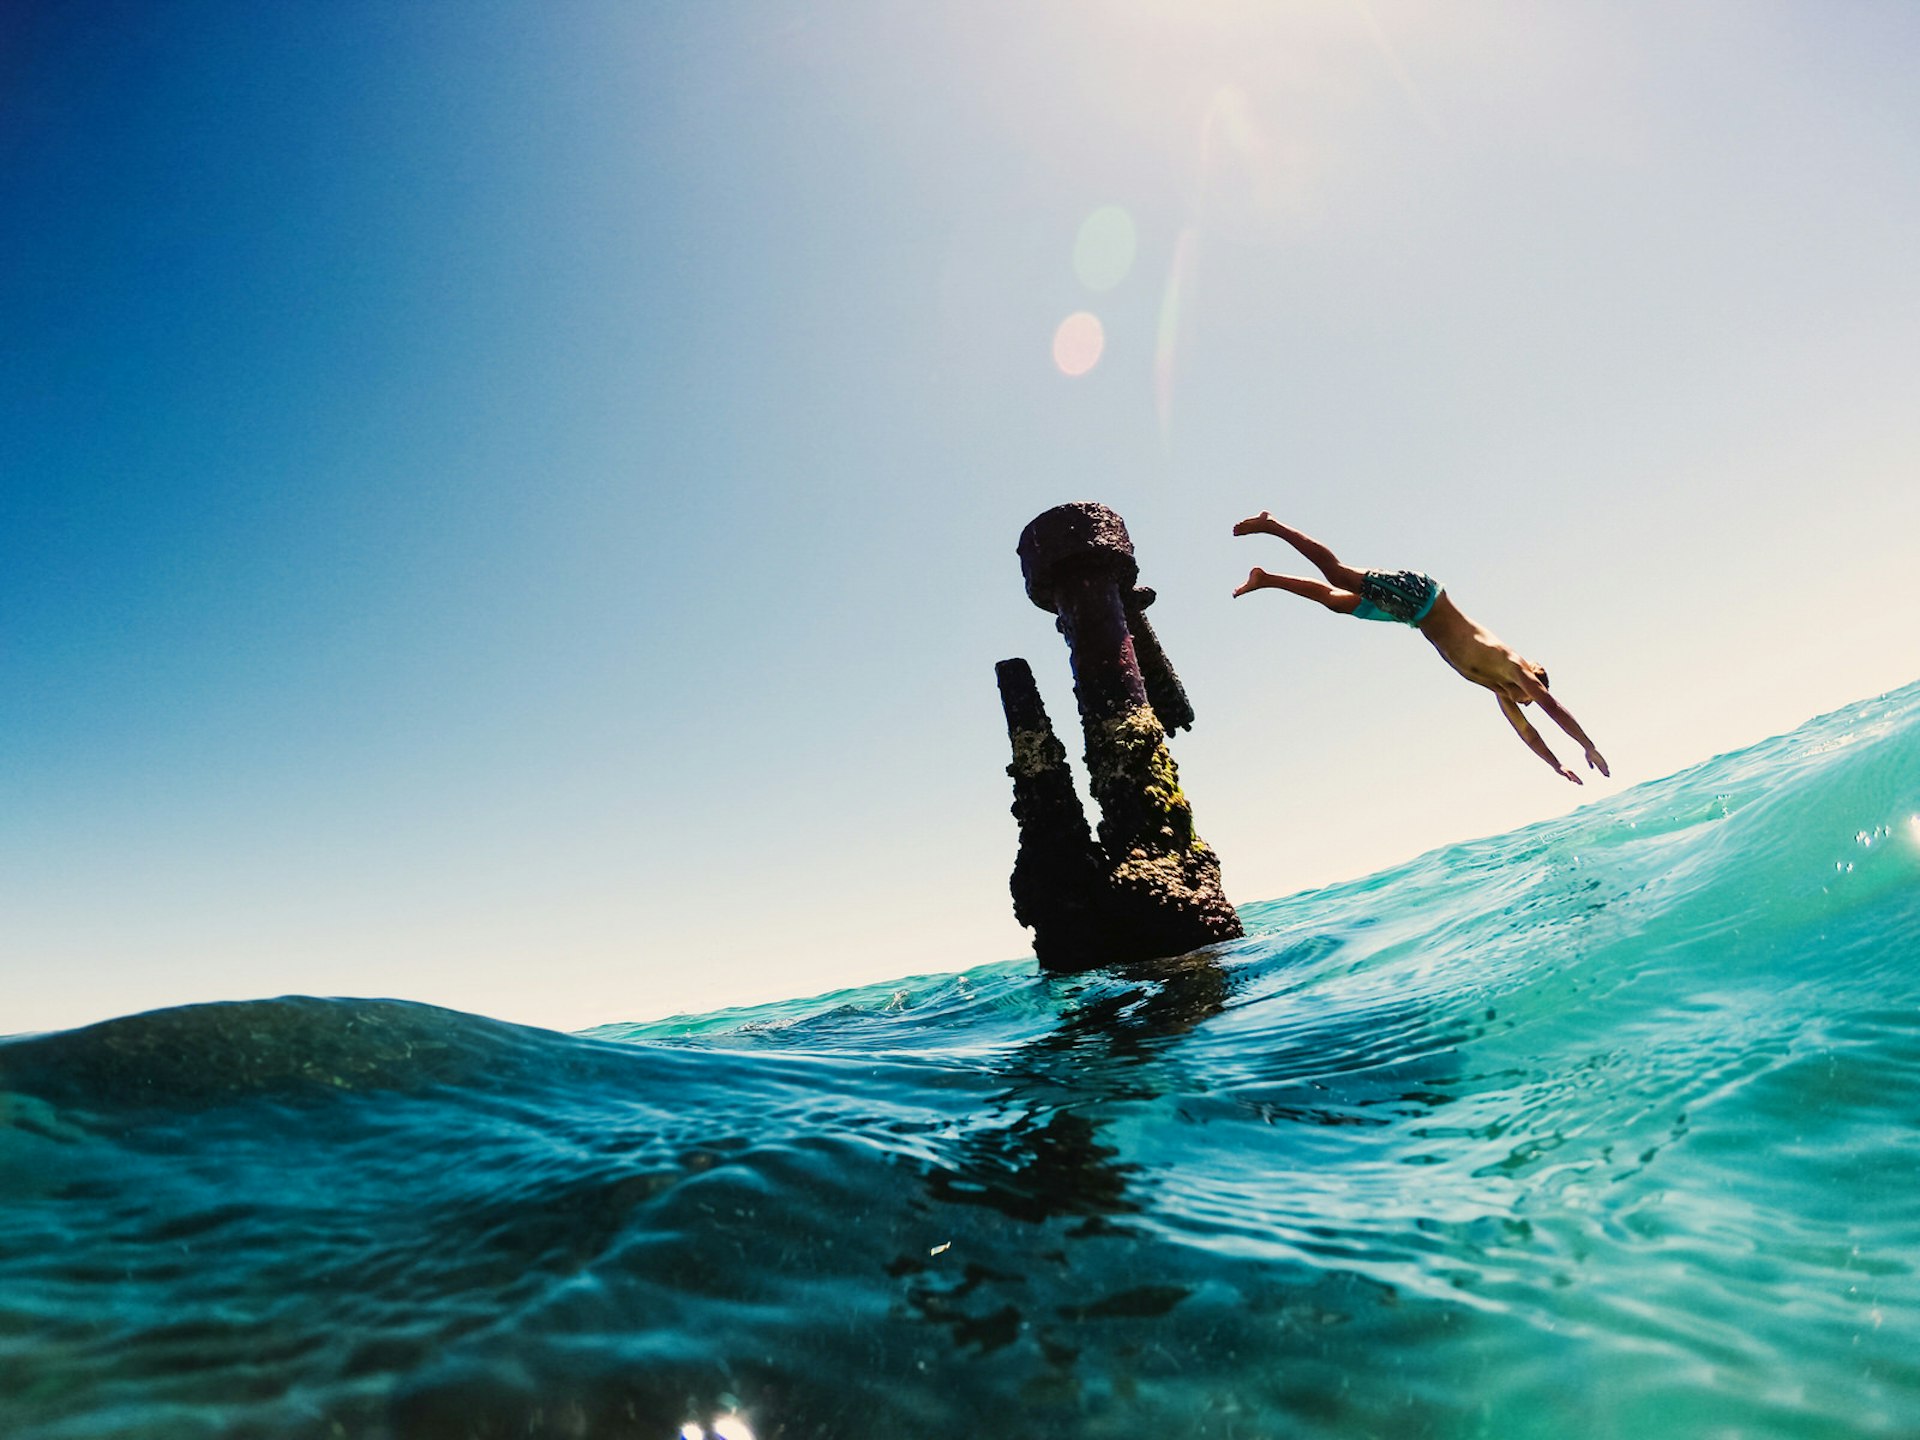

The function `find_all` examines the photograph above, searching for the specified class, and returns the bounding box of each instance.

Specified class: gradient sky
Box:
[5,1,1917,1036]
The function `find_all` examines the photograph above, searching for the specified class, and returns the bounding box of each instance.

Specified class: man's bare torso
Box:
[1417,592,1543,702]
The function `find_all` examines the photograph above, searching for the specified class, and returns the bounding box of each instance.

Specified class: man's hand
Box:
[1558,764,1584,785]
[1585,748,1610,778]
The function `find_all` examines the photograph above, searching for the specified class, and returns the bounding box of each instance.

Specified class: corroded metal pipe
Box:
[1125,588,1195,735]
[995,659,1109,971]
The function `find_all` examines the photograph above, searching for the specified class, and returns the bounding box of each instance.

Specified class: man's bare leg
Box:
[1232,511,1366,591]
[1233,567,1360,612]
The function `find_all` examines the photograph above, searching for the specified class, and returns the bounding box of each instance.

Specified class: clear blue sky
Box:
[5,1,1917,1035]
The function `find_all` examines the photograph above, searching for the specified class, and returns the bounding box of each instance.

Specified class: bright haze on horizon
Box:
[4,2,1917,1036]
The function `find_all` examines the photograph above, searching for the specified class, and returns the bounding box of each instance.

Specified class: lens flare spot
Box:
[710,1418,756,1440]
[1073,205,1136,292]
[1053,311,1105,377]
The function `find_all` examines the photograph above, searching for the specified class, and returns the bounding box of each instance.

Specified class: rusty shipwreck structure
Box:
[997,503,1242,970]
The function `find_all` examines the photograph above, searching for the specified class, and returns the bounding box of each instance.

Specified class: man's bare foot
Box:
[1232,510,1278,537]
[1232,567,1270,598]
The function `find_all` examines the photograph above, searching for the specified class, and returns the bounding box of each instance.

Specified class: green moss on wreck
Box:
[1088,705,1196,848]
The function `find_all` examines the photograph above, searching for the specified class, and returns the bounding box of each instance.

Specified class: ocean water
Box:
[3,685,1917,1440]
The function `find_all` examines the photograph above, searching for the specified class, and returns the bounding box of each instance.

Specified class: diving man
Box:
[1232,512,1609,784]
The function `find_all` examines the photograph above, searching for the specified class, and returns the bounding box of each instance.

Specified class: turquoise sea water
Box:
[3,683,1917,1439]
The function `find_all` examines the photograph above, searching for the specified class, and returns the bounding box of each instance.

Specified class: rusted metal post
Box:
[1124,588,1195,734]
[996,502,1241,969]
[995,659,1110,970]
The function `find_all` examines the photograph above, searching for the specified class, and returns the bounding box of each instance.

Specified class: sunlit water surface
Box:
[4,683,1918,1439]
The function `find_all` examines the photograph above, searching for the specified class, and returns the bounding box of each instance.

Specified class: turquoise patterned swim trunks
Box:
[1353,569,1441,625]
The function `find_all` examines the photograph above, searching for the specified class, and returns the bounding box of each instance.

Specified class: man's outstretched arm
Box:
[1516,675,1609,776]
[1499,696,1582,784]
